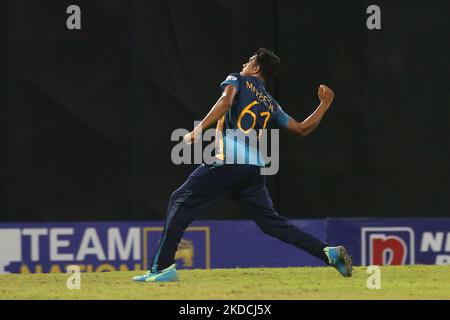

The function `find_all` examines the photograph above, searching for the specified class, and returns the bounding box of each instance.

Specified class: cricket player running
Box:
[134,48,352,282]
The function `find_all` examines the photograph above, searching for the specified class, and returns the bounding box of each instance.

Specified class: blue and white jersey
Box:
[215,73,292,166]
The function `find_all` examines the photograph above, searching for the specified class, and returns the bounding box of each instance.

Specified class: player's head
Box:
[240,48,280,83]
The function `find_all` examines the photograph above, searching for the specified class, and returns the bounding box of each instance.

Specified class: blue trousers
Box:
[150,164,329,272]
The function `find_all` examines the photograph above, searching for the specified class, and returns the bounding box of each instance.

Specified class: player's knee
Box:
[169,188,191,207]
[169,190,181,205]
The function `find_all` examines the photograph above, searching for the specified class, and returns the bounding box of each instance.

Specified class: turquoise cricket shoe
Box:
[132,264,179,282]
[324,246,353,277]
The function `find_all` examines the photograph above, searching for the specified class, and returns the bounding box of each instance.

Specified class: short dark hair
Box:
[254,48,280,83]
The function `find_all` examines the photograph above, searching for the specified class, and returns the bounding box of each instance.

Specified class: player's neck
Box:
[252,74,265,85]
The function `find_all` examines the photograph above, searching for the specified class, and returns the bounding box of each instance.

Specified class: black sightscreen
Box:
[1,0,450,222]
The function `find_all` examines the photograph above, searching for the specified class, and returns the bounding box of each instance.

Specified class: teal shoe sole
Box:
[337,246,353,277]
[132,265,179,283]
[145,269,179,282]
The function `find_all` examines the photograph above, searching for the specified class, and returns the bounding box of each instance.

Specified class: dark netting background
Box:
[1,0,450,222]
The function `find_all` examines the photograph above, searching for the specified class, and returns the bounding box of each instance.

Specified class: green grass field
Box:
[0,265,449,300]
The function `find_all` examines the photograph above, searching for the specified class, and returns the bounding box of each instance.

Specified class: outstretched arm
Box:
[286,84,334,137]
[184,84,237,144]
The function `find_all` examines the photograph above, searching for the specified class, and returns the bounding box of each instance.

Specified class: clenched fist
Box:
[318,84,334,105]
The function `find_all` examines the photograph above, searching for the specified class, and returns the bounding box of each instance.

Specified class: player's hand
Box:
[318,84,334,105]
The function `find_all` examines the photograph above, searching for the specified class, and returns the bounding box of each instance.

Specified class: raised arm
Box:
[285,84,334,137]
[184,84,237,144]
